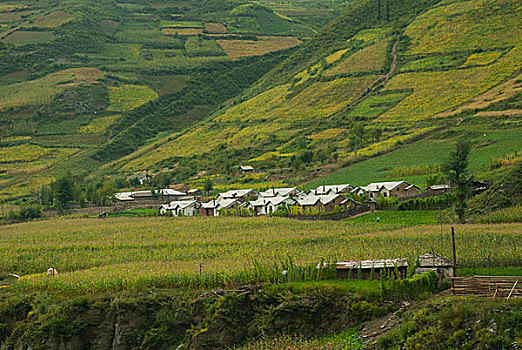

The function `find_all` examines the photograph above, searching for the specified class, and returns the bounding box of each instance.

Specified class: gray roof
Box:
[336,258,408,270]
[218,189,258,199]
[314,184,354,194]
[167,200,200,210]
[361,181,410,192]
[259,187,302,198]
[417,253,453,267]
[249,196,296,207]
[216,198,243,209]
[297,194,344,206]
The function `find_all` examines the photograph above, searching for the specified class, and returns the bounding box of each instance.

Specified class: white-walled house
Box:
[160,200,201,216]
[246,196,297,215]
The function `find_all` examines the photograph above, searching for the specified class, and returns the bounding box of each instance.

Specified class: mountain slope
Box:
[106,0,521,189]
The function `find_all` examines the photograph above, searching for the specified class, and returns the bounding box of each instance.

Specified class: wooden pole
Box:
[451,227,457,277]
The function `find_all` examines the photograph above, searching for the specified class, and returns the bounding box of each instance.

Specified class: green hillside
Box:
[0,0,521,199]
[0,0,344,199]
[103,0,521,190]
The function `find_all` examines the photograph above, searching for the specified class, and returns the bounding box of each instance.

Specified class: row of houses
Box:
[157,180,437,217]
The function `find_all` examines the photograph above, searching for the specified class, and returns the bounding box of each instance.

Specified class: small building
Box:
[358,181,421,201]
[187,189,202,196]
[336,258,408,280]
[416,253,454,278]
[237,165,260,174]
[296,194,346,212]
[160,200,201,217]
[215,198,244,216]
[246,196,297,215]
[314,184,355,195]
[200,200,219,217]
[426,184,451,197]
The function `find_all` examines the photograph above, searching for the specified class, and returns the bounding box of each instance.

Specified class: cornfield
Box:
[0,217,520,292]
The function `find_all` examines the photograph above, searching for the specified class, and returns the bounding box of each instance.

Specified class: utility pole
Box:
[451,227,457,277]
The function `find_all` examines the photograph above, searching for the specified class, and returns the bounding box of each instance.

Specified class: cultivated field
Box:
[1,217,520,292]
[217,36,301,60]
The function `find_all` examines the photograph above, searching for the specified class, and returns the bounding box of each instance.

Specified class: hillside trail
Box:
[383,39,399,82]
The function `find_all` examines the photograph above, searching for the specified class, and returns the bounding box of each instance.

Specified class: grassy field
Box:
[1,30,54,45]
[107,84,158,112]
[217,36,301,60]
[31,10,72,28]
[0,217,520,292]
[308,124,522,188]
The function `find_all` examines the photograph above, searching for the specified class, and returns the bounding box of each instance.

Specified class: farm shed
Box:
[426,184,451,196]
[336,258,408,280]
[416,253,454,278]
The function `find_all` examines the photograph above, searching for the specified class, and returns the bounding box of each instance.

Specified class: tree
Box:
[351,122,366,146]
[442,139,472,223]
[54,174,74,208]
[97,181,115,206]
[204,177,213,195]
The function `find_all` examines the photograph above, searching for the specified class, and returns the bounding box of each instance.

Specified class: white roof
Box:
[216,198,242,209]
[249,196,296,207]
[159,189,187,196]
[314,184,353,194]
[297,194,344,206]
[238,165,254,170]
[167,200,200,210]
[201,200,219,209]
[360,181,410,192]
[218,189,257,199]
[428,184,450,190]
[259,187,301,198]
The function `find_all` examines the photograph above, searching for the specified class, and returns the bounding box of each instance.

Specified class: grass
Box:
[78,115,120,134]
[159,20,203,28]
[217,36,301,60]
[380,46,522,122]
[348,91,410,119]
[325,39,390,75]
[107,84,158,112]
[346,211,440,225]
[0,217,520,292]
[0,68,104,110]
[230,327,362,350]
[1,30,54,45]
[30,11,72,28]
[403,0,521,54]
[400,54,467,72]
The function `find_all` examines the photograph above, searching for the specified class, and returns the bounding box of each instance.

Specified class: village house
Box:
[313,184,355,195]
[426,184,451,196]
[237,165,260,174]
[296,193,346,212]
[358,181,421,201]
[215,198,244,216]
[258,187,303,198]
[217,189,259,201]
[160,200,201,217]
[199,200,219,217]
[336,258,408,280]
[245,196,297,215]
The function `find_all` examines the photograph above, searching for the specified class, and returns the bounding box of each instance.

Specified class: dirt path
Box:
[383,39,399,82]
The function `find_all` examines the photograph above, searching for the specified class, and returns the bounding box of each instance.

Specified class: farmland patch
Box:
[217,36,301,60]
[1,30,54,45]
[107,84,158,112]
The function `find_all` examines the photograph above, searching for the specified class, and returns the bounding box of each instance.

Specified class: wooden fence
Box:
[451,276,521,298]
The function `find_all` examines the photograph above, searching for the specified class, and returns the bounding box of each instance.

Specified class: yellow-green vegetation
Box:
[159,20,203,28]
[107,84,158,112]
[325,39,390,75]
[30,10,72,28]
[348,92,409,119]
[1,136,32,142]
[162,28,202,35]
[351,27,392,43]
[403,0,521,54]
[204,22,228,33]
[461,51,503,67]
[1,217,519,292]
[379,47,522,122]
[217,36,301,60]
[339,127,436,161]
[0,4,27,11]
[0,144,55,163]
[1,30,54,45]
[78,115,120,134]
[0,68,104,110]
